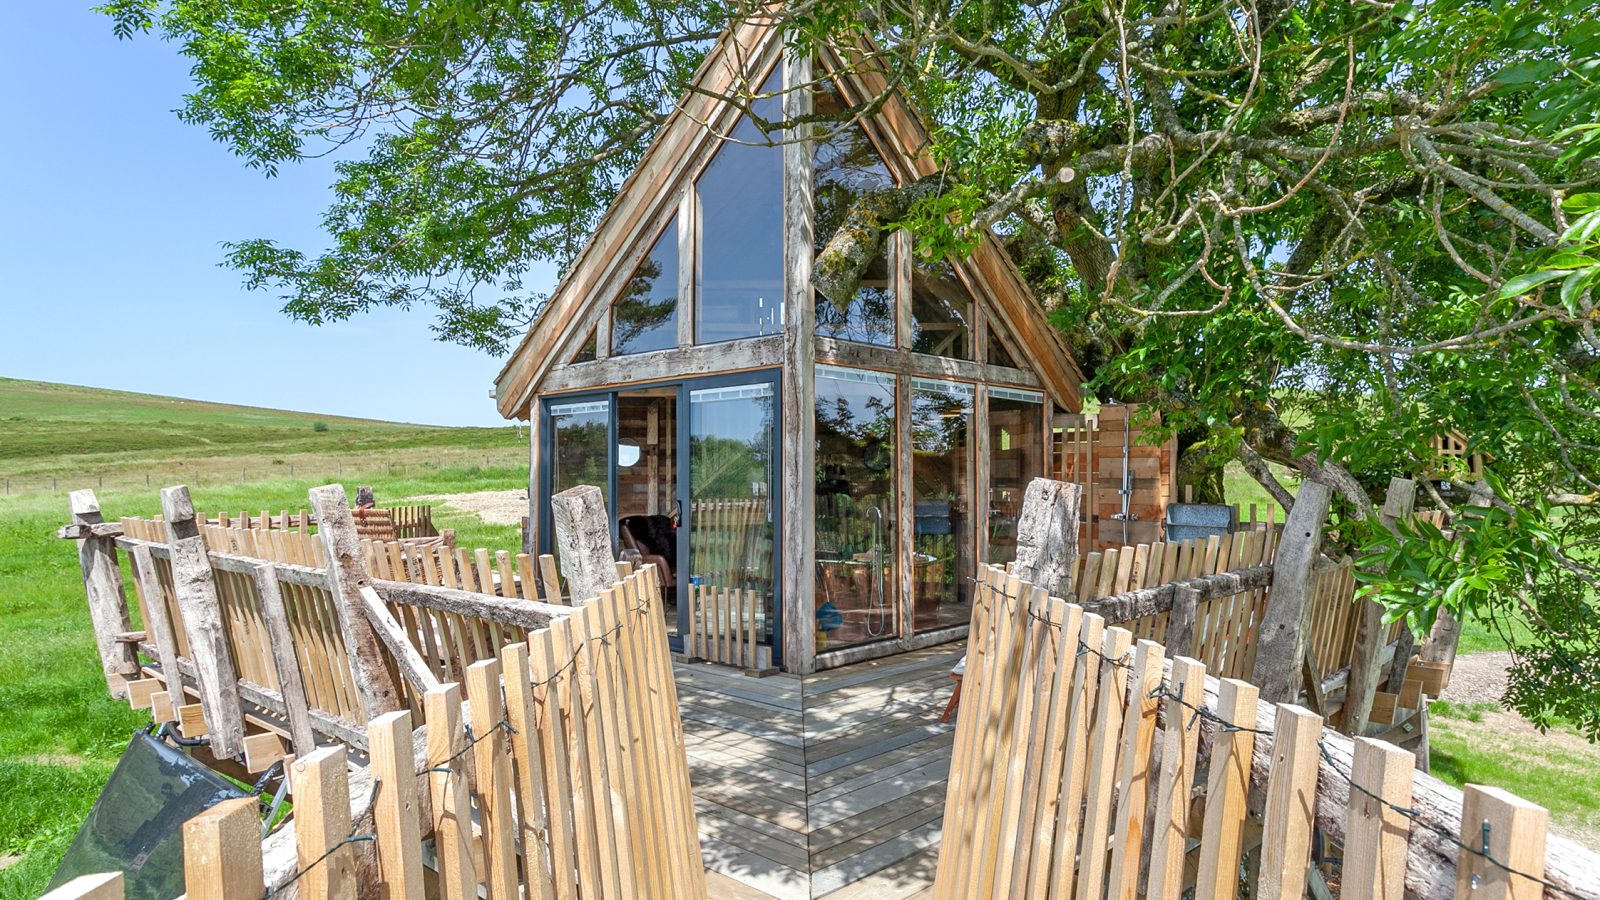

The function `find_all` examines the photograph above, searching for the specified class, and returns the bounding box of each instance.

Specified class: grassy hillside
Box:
[0,378,524,493]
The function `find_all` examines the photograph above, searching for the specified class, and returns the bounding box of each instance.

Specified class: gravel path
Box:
[411,489,528,526]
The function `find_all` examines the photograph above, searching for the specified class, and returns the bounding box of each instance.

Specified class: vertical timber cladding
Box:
[1054,403,1177,550]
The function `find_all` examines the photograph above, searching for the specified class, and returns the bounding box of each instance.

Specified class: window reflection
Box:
[550,399,610,505]
[911,257,972,359]
[987,388,1045,563]
[911,377,973,632]
[814,365,897,651]
[613,218,678,355]
[813,76,897,346]
[697,68,785,344]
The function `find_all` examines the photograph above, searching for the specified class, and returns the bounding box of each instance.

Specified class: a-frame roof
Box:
[492,19,1084,417]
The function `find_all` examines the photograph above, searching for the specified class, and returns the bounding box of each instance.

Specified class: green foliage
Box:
[312,420,329,433]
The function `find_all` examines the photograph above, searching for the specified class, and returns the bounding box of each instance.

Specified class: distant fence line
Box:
[2,449,528,496]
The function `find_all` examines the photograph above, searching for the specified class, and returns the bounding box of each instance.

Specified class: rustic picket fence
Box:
[58,484,706,900]
[934,563,1600,900]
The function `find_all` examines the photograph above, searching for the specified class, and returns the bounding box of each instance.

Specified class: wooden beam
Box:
[368,710,426,900]
[1252,481,1332,704]
[129,543,183,685]
[39,873,123,900]
[310,483,404,720]
[1457,785,1548,900]
[781,42,817,675]
[160,485,246,758]
[68,490,139,694]
[1084,565,1274,624]
[252,563,317,755]
[551,485,616,604]
[1011,478,1082,598]
[370,579,571,629]
[290,745,356,900]
[1345,478,1416,734]
[359,585,444,696]
[814,336,1042,388]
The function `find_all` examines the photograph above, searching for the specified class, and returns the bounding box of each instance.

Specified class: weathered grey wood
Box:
[677,189,696,348]
[358,585,444,696]
[1252,480,1332,704]
[814,337,1043,389]
[540,335,785,394]
[207,552,329,588]
[160,485,246,758]
[370,579,571,630]
[1419,609,1462,669]
[253,563,317,755]
[1345,477,1415,735]
[1011,478,1083,598]
[1167,585,1200,657]
[129,544,183,679]
[309,484,404,720]
[782,46,818,676]
[151,645,367,749]
[1083,565,1274,624]
[68,490,140,694]
[551,485,616,604]
[57,521,125,540]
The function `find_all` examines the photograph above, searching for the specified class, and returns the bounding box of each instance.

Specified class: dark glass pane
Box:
[986,388,1045,564]
[987,323,1020,368]
[572,327,598,363]
[911,377,973,633]
[911,257,972,358]
[688,382,777,657]
[613,218,679,355]
[550,399,609,506]
[813,76,897,346]
[696,69,784,344]
[615,388,679,636]
[814,365,897,651]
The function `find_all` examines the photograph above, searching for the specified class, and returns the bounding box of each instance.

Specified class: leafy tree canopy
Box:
[103,0,1600,733]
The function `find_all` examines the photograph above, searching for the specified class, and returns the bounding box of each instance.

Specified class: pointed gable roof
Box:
[492,20,1084,417]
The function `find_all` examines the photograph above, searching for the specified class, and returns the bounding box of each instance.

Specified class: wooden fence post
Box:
[161,485,246,758]
[368,710,425,900]
[183,796,264,900]
[425,684,477,900]
[551,485,615,605]
[1456,784,1548,900]
[1258,704,1324,900]
[1344,738,1415,900]
[1252,481,1331,704]
[291,744,356,900]
[1195,678,1261,900]
[466,659,520,900]
[1012,478,1083,598]
[310,484,404,719]
[1345,478,1417,735]
[67,490,140,695]
[129,543,183,713]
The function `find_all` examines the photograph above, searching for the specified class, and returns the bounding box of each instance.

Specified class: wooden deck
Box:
[675,643,963,899]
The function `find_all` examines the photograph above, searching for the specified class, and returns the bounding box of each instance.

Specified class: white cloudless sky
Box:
[0,4,557,427]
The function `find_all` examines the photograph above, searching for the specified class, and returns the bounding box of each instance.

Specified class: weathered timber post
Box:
[161,485,246,757]
[310,484,404,719]
[1011,477,1083,598]
[252,563,317,755]
[1251,481,1332,704]
[64,489,139,695]
[550,485,615,605]
[1166,585,1201,658]
[1343,477,1417,735]
[128,543,184,717]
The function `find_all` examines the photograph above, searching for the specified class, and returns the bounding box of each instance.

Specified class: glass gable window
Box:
[911,257,972,359]
[696,68,784,344]
[813,76,897,347]
[987,323,1021,369]
[612,218,679,355]
[986,387,1045,563]
[911,377,974,633]
[814,365,898,651]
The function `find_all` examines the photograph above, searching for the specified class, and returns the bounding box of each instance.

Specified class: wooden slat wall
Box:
[1054,403,1177,551]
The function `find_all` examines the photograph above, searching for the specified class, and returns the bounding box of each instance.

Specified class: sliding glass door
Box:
[541,371,782,664]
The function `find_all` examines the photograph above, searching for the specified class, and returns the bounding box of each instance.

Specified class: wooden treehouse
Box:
[492,18,1181,676]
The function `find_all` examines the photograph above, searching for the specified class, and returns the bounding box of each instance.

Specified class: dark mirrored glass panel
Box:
[987,387,1045,564]
[615,388,679,634]
[696,69,784,344]
[911,257,972,359]
[911,377,973,632]
[572,327,598,363]
[550,399,610,506]
[813,76,897,346]
[814,365,898,652]
[612,218,679,355]
[987,322,1021,368]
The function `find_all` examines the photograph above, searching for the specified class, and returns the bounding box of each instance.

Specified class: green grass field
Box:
[0,379,530,897]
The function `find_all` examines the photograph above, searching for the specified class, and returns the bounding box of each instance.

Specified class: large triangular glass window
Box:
[813,72,897,347]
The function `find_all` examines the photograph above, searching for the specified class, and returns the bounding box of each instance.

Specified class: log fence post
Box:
[1345,478,1417,734]
[1251,481,1332,704]
[551,485,615,605]
[310,484,404,719]
[1011,477,1083,598]
[161,485,246,758]
[68,489,140,695]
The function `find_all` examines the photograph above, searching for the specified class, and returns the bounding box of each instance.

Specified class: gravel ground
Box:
[411,489,529,526]
[1438,650,1513,705]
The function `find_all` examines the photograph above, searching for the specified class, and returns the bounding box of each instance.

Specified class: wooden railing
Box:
[935,564,1600,900]
[52,562,707,900]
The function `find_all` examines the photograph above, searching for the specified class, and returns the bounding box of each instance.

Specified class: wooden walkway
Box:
[675,643,962,899]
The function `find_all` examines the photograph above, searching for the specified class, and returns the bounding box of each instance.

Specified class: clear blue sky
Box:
[0,5,556,427]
